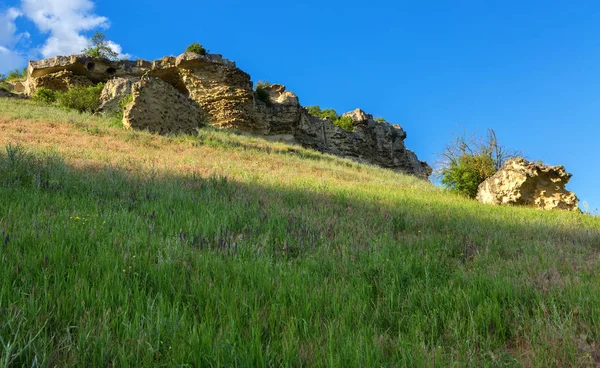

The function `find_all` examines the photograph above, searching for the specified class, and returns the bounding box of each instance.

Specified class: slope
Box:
[0,98,599,367]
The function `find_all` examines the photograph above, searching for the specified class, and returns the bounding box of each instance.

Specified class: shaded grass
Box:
[0,97,599,366]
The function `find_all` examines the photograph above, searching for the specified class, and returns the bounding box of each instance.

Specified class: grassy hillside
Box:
[0,97,599,367]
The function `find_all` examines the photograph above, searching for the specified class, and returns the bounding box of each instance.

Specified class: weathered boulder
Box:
[476,158,579,211]
[295,108,432,179]
[97,77,137,115]
[122,77,206,135]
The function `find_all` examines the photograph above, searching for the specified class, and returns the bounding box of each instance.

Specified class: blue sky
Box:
[1,0,599,211]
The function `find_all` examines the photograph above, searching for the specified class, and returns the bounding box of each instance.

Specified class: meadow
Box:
[0,97,599,367]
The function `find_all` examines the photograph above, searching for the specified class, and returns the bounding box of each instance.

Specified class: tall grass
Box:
[0,97,599,366]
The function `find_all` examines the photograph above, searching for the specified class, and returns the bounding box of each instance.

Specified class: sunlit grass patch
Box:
[0,97,599,366]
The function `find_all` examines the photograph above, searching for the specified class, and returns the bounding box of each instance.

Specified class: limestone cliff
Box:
[24,52,432,179]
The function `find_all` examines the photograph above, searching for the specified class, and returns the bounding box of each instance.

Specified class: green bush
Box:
[6,67,27,82]
[334,116,355,131]
[185,42,207,55]
[438,129,520,198]
[33,88,58,104]
[255,81,273,106]
[255,87,271,106]
[307,105,355,132]
[441,153,497,198]
[375,117,387,123]
[56,83,105,113]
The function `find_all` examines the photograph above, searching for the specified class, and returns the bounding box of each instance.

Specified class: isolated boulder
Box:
[122,77,205,134]
[98,77,137,115]
[476,158,579,211]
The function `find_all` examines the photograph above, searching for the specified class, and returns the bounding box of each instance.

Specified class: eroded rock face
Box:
[295,108,432,179]
[26,52,256,131]
[27,70,93,94]
[97,77,137,115]
[254,84,301,135]
[178,53,256,131]
[123,77,205,135]
[26,53,432,179]
[476,158,579,211]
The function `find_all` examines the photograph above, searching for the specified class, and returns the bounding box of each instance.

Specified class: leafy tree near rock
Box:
[83,32,119,60]
[438,128,520,198]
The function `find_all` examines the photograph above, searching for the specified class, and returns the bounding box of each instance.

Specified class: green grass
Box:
[0,98,599,367]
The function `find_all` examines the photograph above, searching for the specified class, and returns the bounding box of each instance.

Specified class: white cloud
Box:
[0,0,128,73]
[0,8,21,47]
[0,8,30,72]
[106,40,132,60]
[0,46,26,72]
[19,0,127,58]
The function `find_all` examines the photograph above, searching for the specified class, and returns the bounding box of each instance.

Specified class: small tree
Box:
[185,42,207,55]
[437,128,520,198]
[83,32,119,60]
[6,68,26,82]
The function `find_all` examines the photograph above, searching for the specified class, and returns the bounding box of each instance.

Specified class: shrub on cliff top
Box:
[307,105,355,132]
[186,43,207,56]
[255,81,273,106]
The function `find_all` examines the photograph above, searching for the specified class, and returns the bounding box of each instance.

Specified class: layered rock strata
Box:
[25,53,432,179]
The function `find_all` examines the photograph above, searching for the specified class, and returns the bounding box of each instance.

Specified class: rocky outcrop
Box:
[122,77,205,135]
[27,70,93,94]
[476,158,579,211]
[295,108,431,179]
[254,84,301,135]
[97,77,137,115]
[25,52,432,179]
[177,53,256,131]
[252,86,431,178]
